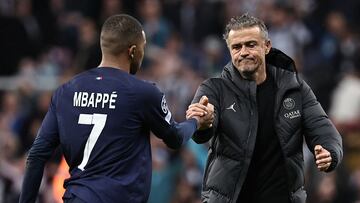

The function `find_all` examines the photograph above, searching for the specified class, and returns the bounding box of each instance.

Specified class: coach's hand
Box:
[186,96,214,130]
[315,145,332,172]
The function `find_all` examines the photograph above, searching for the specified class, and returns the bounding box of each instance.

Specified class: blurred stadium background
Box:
[0,0,360,202]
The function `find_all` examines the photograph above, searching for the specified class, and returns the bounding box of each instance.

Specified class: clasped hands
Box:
[186,96,214,130]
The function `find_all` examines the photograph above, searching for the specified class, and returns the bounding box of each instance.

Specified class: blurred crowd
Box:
[0,0,360,202]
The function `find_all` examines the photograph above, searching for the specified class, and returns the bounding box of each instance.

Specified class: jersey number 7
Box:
[77,113,107,171]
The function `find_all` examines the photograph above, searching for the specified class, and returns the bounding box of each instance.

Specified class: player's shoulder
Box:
[136,79,162,96]
[61,68,116,90]
[68,68,98,84]
[52,69,95,95]
[136,79,156,88]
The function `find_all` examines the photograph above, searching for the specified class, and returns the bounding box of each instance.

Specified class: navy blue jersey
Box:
[19,67,198,203]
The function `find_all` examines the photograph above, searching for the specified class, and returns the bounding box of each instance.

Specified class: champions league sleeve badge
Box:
[161,95,172,124]
[161,95,169,114]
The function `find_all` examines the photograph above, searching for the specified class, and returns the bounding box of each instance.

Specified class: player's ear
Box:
[128,45,136,60]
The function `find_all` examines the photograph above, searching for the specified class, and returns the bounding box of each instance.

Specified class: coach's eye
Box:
[232,44,241,50]
[246,42,257,48]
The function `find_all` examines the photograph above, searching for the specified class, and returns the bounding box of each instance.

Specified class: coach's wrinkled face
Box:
[226,26,271,80]
[130,31,146,75]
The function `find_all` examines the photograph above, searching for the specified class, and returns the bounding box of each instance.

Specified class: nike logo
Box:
[226,102,236,112]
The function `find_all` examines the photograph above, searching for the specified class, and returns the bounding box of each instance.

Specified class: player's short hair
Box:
[100,14,143,56]
[223,13,269,41]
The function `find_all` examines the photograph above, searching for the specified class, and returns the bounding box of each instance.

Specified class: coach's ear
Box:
[265,40,272,55]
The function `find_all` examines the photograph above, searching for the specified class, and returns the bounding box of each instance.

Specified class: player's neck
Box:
[99,56,130,73]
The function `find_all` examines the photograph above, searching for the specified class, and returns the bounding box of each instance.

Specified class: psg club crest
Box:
[283,98,295,110]
[161,95,169,114]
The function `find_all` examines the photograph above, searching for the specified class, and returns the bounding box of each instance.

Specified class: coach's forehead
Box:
[227,27,263,44]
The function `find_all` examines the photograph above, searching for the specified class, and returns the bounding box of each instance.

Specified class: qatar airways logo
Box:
[284,110,301,119]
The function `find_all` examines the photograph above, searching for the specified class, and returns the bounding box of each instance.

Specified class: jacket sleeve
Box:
[144,84,198,149]
[191,79,220,144]
[301,80,343,172]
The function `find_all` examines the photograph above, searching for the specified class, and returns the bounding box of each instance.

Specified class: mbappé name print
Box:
[73,91,117,109]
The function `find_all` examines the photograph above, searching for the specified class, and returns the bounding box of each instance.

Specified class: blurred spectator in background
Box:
[148,135,182,203]
[73,17,101,71]
[329,49,360,135]
[199,36,229,77]
[327,48,360,203]
[98,0,123,25]
[302,11,359,112]
[0,8,32,75]
[138,0,172,48]
[15,0,42,57]
[267,2,312,71]
[0,91,25,202]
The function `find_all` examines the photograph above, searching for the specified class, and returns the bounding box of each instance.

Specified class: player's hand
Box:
[196,102,214,130]
[314,145,332,172]
[186,96,214,130]
[186,96,209,119]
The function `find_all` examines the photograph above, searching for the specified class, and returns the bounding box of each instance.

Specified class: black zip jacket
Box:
[191,48,343,203]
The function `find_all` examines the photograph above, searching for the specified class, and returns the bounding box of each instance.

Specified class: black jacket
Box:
[192,48,343,203]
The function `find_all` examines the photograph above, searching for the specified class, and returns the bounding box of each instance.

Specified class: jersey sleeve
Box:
[144,84,198,149]
[19,92,60,203]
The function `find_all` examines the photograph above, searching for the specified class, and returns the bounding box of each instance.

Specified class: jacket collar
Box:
[266,48,297,73]
[220,61,253,94]
[266,48,300,90]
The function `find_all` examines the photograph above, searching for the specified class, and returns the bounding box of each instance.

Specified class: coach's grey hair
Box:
[223,13,269,42]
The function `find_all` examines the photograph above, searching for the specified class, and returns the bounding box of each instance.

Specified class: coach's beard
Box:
[240,66,258,81]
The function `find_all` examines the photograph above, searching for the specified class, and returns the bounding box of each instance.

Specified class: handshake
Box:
[186,96,214,130]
